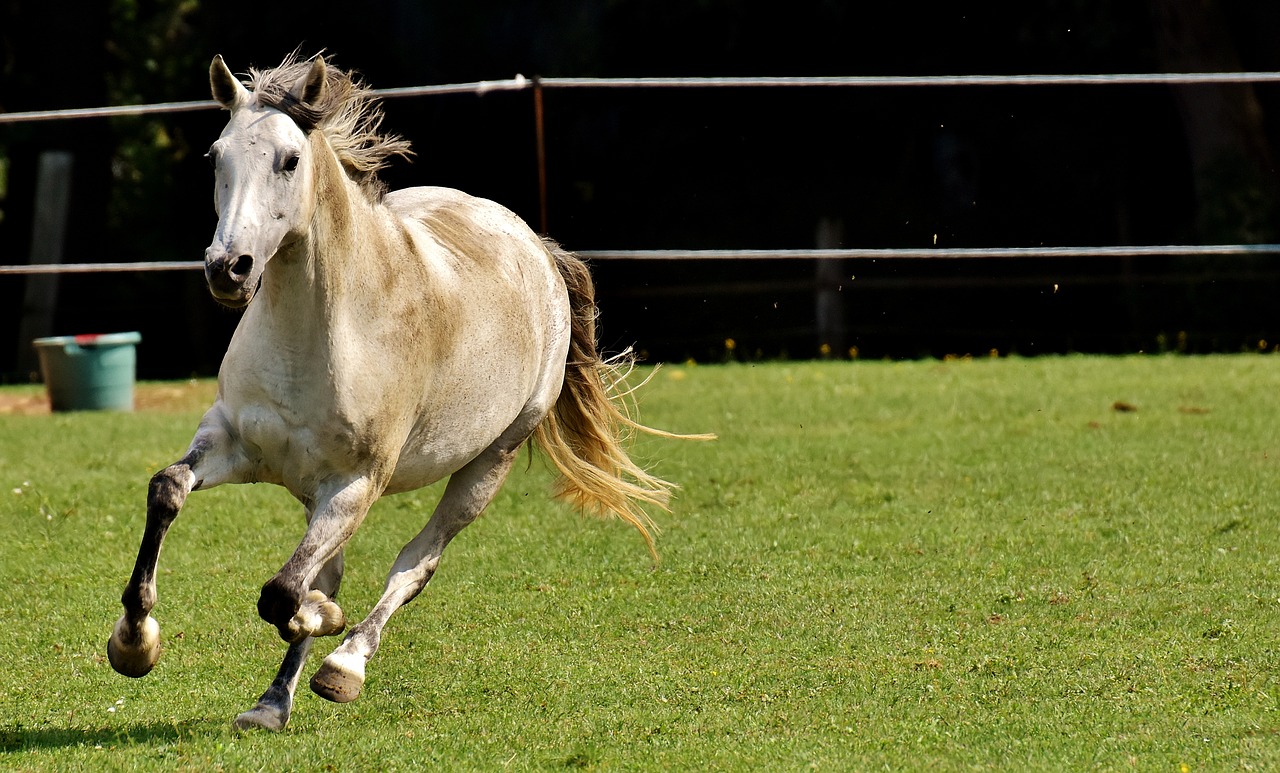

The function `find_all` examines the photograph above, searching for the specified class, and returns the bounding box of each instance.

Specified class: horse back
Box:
[385,186,549,277]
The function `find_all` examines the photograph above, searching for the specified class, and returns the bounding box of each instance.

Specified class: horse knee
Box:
[148,464,193,514]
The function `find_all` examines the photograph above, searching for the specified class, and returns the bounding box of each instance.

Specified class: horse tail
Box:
[532,239,712,561]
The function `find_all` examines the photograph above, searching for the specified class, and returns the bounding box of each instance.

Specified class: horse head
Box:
[203,55,325,308]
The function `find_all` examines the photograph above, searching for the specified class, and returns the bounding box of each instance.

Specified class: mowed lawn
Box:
[0,355,1278,770]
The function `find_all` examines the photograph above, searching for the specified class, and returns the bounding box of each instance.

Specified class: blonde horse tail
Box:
[533,239,713,561]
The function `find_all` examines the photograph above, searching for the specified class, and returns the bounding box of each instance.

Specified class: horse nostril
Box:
[229,255,253,279]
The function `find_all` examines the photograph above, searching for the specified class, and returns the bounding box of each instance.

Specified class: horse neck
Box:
[261,132,386,323]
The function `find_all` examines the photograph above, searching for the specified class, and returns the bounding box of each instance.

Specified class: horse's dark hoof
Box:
[311,651,365,703]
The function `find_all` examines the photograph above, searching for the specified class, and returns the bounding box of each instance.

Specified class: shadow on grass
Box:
[0,718,225,753]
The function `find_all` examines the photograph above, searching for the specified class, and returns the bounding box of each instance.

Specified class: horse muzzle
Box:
[205,252,257,308]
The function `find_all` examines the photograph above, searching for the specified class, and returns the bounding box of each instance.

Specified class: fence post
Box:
[814,217,845,357]
[533,77,548,235]
[16,150,74,380]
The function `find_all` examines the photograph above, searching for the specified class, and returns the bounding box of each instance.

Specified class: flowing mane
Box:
[246,53,412,200]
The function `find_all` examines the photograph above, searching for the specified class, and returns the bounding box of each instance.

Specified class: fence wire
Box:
[4,245,1280,276]
[4,71,1280,125]
[4,71,1280,274]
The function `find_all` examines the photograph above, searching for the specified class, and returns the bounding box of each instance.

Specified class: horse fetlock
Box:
[120,583,157,615]
[257,576,303,629]
[107,614,161,678]
[310,649,365,703]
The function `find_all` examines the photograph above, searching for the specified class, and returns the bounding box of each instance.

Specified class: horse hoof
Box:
[232,703,289,732]
[310,651,364,703]
[295,590,346,638]
[107,615,161,678]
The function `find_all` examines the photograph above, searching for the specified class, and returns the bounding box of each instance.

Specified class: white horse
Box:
[107,53,705,731]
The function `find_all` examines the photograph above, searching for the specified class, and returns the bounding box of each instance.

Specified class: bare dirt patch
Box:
[0,390,48,415]
[0,380,217,416]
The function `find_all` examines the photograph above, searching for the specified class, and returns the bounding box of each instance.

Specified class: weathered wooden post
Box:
[814,217,845,357]
[17,150,74,380]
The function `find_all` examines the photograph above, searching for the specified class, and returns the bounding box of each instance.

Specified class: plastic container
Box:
[32,332,142,412]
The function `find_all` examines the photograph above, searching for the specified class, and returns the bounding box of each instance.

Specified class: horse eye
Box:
[204,149,218,168]
[282,154,300,174]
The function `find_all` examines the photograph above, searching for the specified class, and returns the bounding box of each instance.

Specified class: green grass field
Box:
[1,355,1278,770]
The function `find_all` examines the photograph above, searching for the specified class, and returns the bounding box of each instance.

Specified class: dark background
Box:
[2,1,1279,378]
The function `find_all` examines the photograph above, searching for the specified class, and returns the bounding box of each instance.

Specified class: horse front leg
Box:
[234,480,362,733]
[233,549,344,732]
[108,420,245,678]
[255,476,378,644]
[106,461,194,676]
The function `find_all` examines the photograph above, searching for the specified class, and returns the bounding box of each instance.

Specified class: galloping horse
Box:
[107,53,704,731]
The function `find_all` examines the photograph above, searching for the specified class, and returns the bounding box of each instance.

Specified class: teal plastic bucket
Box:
[32,332,141,412]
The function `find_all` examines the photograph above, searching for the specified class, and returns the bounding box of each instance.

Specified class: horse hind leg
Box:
[310,440,521,703]
[233,550,344,731]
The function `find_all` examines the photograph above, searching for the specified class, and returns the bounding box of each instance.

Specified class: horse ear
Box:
[291,56,327,107]
[210,55,249,109]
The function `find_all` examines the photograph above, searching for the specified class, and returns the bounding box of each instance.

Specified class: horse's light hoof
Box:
[233,704,289,732]
[107,615,161,678]
[283,590,346,642]
[302,589,346,637]
[310,652,364,703]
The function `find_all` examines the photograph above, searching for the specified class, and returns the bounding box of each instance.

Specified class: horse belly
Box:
[384,397,530,495]
[383,453,459,495]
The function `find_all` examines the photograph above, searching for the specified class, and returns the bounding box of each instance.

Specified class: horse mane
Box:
[247,52,413,200]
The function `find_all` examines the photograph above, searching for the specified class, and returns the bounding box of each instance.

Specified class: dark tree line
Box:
[2,1,1278,378]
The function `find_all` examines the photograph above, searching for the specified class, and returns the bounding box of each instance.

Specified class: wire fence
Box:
[4,70,1280,275]
[6,71,1280,125]
[5,245,1280,276]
